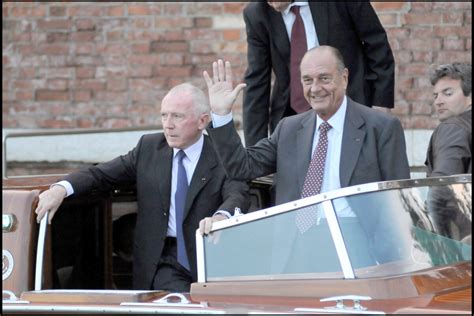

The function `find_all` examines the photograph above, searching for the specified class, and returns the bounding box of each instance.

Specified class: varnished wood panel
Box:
[191,262,471,301]
[2,189,40,296]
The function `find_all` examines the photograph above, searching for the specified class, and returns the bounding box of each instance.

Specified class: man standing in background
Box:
[242,1,395,146]
[425,63,471,176]
[425,62,471,241]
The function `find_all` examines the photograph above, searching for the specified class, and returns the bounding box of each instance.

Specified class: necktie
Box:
[290,6,310,114]
[296,122,332,233]
[175,150,190,270]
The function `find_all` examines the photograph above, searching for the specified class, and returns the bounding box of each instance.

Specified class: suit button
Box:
[163,212,167,216]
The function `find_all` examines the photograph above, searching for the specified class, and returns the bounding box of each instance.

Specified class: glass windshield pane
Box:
[334,183,472,278]
[200,179,471,282]
[203,203,343,281]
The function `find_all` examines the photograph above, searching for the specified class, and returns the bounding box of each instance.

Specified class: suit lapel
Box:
[296,111,317,194]
[268,8,290,65]
[309,2,328,45]
[155,142,173,214]
[340,100,366,187]
[183,137,216,219]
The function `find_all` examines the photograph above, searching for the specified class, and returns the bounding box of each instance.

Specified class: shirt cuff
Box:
[214,207,243,219]
[52,181,74,197]
[211,112,233,128]
[214,210,232,219]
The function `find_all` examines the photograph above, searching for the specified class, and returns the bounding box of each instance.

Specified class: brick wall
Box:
[2,2,472,130]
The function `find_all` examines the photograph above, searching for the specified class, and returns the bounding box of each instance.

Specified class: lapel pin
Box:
[201,177,206,181]
[355,138,361,142]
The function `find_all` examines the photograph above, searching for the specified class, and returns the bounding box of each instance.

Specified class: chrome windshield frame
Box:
[322,200,355,279]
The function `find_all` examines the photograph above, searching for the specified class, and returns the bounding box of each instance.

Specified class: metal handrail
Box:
[2,125,162,178]
[35,211,48,291]
[3,126,427,179]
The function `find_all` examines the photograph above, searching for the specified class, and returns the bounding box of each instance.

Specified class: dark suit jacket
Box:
[425,109,472,176]
[208,98,410,206]
[243,2,395,146]
[65,133,250,289]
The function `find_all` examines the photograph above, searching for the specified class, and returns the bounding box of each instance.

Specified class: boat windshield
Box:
[197,176,471,282]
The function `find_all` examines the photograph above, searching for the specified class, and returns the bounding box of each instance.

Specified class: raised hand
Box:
[203,59,246,115]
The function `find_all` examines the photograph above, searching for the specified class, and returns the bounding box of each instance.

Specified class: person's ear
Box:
[198,113,210,130]
[342,68,349,90]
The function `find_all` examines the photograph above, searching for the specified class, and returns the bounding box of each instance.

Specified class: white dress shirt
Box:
[168,134,204,237]
[282,1,319,50]
[312,98,345,195]
[312,96,354,217]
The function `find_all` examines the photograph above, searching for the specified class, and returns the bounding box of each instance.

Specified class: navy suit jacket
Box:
[65,134,250,289]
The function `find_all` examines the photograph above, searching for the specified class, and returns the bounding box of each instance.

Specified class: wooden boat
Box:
[3,174,471,314]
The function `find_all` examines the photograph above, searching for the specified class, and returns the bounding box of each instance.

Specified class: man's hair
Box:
[303,45,346,73]
[168,83,210,116]
[429,63,472,96]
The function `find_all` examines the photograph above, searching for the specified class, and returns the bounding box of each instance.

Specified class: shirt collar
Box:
[173,133,204,164]
[283,1,309,16]
[316,95,347,134]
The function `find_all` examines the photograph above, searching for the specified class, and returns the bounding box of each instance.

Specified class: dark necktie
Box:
[296,122,332,233]
[175,150,190,270]
[290,6,310,114]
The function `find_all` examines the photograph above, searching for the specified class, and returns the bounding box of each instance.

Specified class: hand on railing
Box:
[198,213,228,236]
[35,185,66,224]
